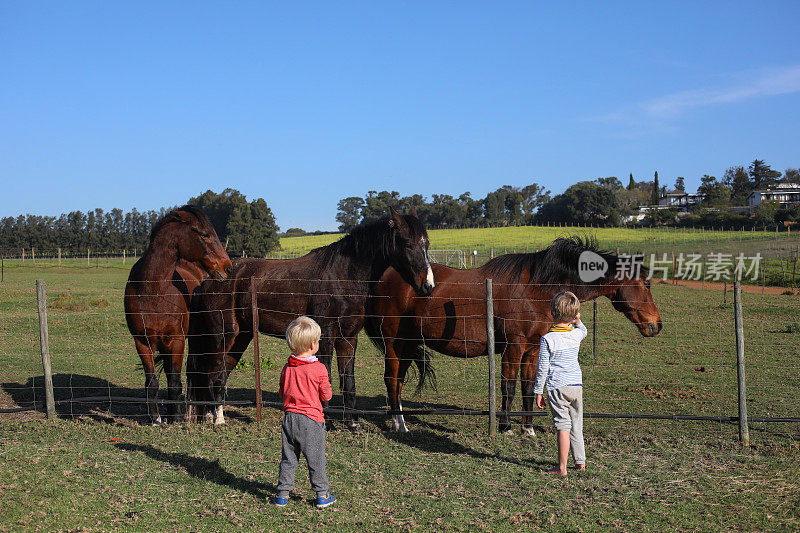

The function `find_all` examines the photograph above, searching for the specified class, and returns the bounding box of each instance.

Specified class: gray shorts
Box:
[547,385,583,431]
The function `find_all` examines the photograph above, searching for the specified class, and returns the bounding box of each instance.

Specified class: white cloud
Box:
[593,65,800,130]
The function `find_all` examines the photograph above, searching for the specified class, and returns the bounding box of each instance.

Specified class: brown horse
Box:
[124,205,232,424]
[365,236,662,433]
[187,208,434,428]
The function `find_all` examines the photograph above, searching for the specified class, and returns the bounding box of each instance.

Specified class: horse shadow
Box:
[114,442,274,500]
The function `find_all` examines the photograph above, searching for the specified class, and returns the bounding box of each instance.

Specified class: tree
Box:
[520,183,551,220]
[651,171,660,205]
[536,181,620,226]
[335,197,364,232]
[753,200,780,225]
[723,166,751,205]
[783,168,800,184]
[596,177,623,191]
[674,176,685,192]
[748,159,781,189]
[697,175,731,207]
[361,190,401,223]
[627,173,636,191]
[189,188,279,255]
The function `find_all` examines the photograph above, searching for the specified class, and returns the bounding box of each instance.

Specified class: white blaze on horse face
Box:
[214,405,225,425]
[426,262,435,288]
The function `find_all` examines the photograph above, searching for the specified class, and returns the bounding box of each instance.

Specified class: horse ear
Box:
[174,210,195,224]
[408,205,418,217]
[389,207,405,229]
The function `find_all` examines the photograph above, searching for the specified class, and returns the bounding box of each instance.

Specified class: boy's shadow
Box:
[114,442,274,499]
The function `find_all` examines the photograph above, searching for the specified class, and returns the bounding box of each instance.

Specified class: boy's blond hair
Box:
[286,316,322,354]
[551,291,580,323]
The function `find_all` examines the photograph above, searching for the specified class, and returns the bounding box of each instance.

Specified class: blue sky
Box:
[1,2,799,231]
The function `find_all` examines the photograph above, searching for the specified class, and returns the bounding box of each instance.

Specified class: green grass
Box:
[1,260,800,531]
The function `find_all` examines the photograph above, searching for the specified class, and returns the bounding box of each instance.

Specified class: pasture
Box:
[1,249,799,530]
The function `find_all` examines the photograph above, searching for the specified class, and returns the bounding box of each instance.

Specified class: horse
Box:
[124,205,232,424]
[365,236,662,434]
[186,208,434,428]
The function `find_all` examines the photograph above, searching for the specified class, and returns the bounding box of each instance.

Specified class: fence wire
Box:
[1,266,799,441]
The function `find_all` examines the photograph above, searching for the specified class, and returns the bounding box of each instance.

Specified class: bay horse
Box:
[186,208,434,428]
[124,205,232,424]
[365,236,662,433]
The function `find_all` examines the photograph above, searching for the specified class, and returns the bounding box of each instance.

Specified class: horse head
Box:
[388,207,435,296]
[608,273,662,337]
[171,206,232,280]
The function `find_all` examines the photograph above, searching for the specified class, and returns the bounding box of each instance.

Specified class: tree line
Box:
[0,188,280,256]
[335,159,799,230]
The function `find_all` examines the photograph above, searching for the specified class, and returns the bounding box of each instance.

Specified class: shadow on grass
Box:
[114,442,274,499]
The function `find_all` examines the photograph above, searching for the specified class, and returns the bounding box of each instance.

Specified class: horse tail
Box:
[363,314,436,393]
[408,344,437,395]
[153,353,167,374]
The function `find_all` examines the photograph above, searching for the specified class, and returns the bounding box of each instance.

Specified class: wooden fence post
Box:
[485,279,496,436]
[36,280,56,419]
[58,247,61,266]
[251,278,263,423]
[733,281,750,446]
[592,299,597,363]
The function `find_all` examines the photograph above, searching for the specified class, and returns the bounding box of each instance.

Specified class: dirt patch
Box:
[627,384,717,401]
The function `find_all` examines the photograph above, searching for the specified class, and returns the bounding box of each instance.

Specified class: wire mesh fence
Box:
[1,263,798,442]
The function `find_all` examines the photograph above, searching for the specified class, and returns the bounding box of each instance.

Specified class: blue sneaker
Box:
[270,495,288,507]
[315,493,336,509]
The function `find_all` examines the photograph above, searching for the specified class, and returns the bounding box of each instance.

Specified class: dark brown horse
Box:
[365,236,662,433]
[124,205,232,424]
[187,208,434,428]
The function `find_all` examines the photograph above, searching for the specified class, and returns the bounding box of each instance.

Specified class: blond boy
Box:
[534,291,588,476]
[271,316,336,508]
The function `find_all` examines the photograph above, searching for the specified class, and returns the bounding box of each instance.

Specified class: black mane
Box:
[313,214,426,267]
[148,205,214,245]
[483,235,642,286]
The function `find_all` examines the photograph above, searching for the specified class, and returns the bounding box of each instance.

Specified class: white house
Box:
[657,191,706,209]
[747,183,800,213]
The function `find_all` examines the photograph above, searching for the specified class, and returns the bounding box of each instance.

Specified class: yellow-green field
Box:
[278,224,796,257]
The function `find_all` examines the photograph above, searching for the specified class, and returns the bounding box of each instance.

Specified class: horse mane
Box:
[313,214,426,267]
[148,205,214,245]
[483,235,646,286]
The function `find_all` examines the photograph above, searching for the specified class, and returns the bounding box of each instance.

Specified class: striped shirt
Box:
[533,321,588,394]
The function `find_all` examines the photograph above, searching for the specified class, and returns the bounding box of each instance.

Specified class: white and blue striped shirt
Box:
[533,321,587,394]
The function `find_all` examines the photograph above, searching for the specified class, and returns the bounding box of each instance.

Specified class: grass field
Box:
[1,255,799,530]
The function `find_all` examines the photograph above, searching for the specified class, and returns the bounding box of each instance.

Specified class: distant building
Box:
[747,183,800,213]
[657,191,706,209]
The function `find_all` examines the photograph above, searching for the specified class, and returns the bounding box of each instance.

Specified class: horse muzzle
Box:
[417,280,435,297]
[213,268,228,281]
[642,321,662,337]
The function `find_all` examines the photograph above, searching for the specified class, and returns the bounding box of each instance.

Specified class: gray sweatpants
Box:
[547,385,586,465]
[277,411,329,497]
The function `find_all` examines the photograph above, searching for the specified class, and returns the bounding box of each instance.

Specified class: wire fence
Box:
[1,267,799,442]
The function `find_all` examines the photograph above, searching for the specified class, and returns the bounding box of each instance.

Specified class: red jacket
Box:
[279,355,333,423]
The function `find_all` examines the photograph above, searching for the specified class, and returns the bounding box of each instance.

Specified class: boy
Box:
[534,291,588,477]
[271,316,336,508]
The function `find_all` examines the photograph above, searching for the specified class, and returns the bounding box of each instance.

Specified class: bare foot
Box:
[547,468,568,477]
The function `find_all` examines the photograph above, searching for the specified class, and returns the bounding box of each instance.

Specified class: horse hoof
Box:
[345,422,363,433]
[521,426,536,438]
[204,412,214,424]
[501,428,514,436]
[151,416,163,426]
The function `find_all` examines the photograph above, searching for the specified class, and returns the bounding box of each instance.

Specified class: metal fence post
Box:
[251,279,263,423]
[733,281,750,446]
[485,279,496,436]
[35,280,56,419]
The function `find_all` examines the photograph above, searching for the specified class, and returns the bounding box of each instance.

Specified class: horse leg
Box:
[384,340,409,432]
[499,346,523,435]
[520,345,539,438]
[335,336,360,431]
[316,330,336,429]
[135,339,162,425]
[162,339,185,424]
[211,331,252,425]
[393,355,416,432]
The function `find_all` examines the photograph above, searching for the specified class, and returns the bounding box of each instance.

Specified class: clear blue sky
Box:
[1,2,799,231]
